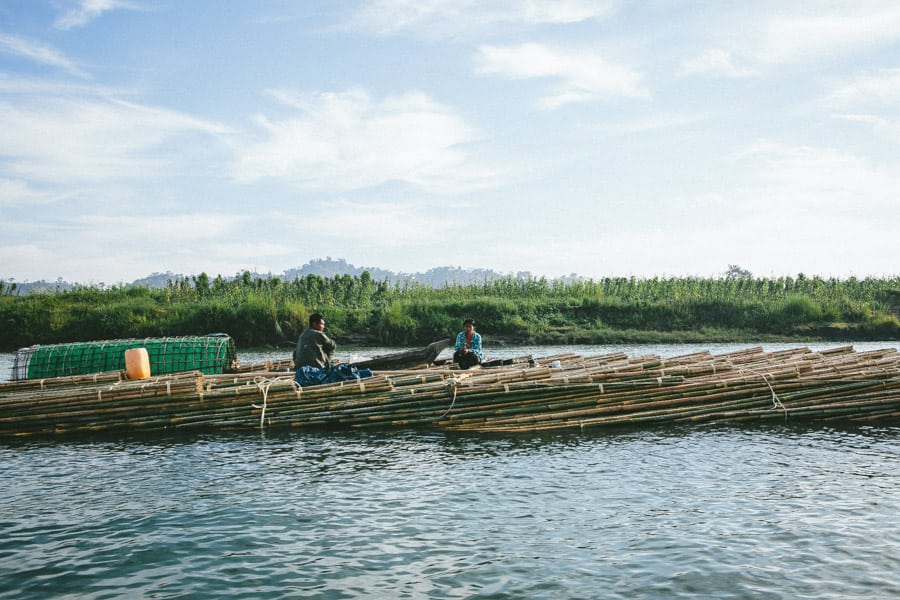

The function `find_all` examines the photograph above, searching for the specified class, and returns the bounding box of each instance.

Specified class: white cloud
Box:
[488,200,898,280]
[475,43,648,109]
[73,213,246,242]
[834,114,900,143]
[679,48,756,78]
[233,88,497,193]
[0,73,124,95]
[54,0,142,30]
[731,142,899,214]
[822,68,900,107]
[758,3,900,64]
[303,199,460,246]
[502,141,900,278]
[493,141,900,278]
[0,212,254,282]
[679,3,900,79]
[0,34,88,78]
[7,1,900,284]
[0,178,68,207]
[520,0,613,24]
[818,68,900,141]
[0,243,60,281]
[597,113,704,135]
[346,0,613,37]
[0,86,229,183]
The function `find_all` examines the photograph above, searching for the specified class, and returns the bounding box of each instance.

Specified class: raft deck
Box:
[1,346,898,437]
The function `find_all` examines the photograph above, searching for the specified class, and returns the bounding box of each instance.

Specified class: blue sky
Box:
[1,0,898,284]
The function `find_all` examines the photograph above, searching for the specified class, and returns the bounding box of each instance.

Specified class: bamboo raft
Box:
[1,346,898,437]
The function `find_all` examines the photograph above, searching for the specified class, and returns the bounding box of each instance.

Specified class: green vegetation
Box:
[1,271,897,351]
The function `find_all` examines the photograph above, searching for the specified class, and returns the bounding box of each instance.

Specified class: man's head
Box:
[309,313,325,331]
[463,318,475,331]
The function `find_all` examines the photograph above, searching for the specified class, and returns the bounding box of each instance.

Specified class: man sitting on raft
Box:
[453,318,484,369]
[294,313,336,369]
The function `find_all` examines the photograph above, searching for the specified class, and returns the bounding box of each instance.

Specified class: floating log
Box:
[350,338,453,370]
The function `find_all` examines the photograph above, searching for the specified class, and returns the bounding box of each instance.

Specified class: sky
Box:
[1,0,898,285]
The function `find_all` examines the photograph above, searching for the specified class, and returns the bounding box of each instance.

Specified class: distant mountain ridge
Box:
[4,258,557,294]
[283,258,542,287]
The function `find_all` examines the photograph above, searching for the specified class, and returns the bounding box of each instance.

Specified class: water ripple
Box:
[2,425,899,599]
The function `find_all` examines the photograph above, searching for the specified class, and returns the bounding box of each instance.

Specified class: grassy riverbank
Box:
[1,272,897,351]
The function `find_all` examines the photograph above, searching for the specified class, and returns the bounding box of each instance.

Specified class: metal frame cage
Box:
[11,335,237,380]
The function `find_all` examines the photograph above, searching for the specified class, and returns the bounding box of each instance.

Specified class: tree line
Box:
[1,271,897,351]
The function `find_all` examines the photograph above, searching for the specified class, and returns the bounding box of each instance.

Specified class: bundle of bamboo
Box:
[1,346,897,437]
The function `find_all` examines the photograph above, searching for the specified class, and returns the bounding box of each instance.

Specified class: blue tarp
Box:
[294,363,373,387]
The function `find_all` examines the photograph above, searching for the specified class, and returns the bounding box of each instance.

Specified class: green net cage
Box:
[11,335,237,380]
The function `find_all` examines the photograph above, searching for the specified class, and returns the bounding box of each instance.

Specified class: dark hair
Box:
[463,318,475,326]
[309,313,324,326]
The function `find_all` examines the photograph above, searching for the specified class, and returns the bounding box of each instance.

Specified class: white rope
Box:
[438,377,462,419]
[251,375,299,428]
[251,376,291,429]
[736,365,787,417]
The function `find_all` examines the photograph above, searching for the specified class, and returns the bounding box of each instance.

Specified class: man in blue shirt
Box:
[453,318,484,369]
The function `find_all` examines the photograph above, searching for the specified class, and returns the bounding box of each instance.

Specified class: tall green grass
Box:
[0,272,896,350]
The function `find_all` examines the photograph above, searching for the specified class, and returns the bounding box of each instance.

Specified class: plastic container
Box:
[125,348,151,379]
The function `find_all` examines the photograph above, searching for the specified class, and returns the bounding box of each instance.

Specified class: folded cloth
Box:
[294,363,373,387]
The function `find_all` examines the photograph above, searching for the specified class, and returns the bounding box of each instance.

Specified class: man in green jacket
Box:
[294,313,336,369]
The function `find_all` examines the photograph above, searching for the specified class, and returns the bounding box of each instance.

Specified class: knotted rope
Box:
[438,376,463,419]
[735,364,787,418]
[251,376,294,429]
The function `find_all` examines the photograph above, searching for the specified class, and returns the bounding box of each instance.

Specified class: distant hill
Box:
[282,258,395,282]
[3,258,558,294]
[1,278,73,295]
[283,258,540,287]
[4,272,188,295]
[131,272,190,288]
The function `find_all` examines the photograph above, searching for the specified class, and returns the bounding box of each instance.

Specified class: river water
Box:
[2,343,899,599]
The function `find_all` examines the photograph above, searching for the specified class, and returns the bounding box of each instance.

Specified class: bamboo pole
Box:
[2,346,898,437]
